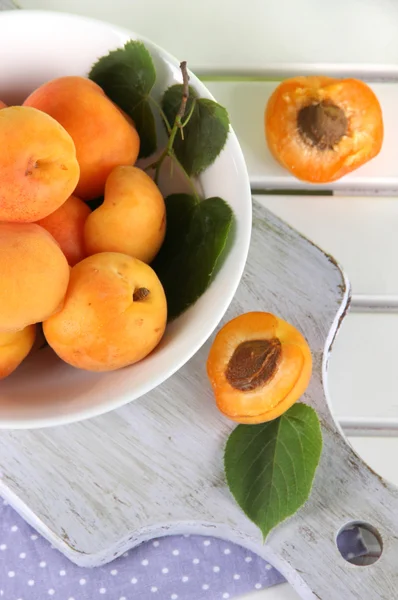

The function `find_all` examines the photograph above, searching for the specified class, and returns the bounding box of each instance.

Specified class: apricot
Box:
[43,252,167,372]
[0,325,36,380]
[207,312,312,424]
[0,100,6,108]
[0,106,80,222]
[265,76,384,183]
[0,223,70,331]
[37,194,91,266]
[84,166,166,264]
[24,76,140,200]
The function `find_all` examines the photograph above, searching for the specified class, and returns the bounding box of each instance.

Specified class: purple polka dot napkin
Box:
[0,498,368,600]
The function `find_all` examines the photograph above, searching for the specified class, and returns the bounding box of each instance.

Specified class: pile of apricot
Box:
[0,76,167,380]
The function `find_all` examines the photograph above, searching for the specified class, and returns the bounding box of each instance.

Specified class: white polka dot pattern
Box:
[0,497,362,599]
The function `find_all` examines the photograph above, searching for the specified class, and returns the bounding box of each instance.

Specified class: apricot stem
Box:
[145,61,200,203]
[176,61,190,124]
[180,98,197,139]
[148,96,172,134]
[133,287,150,301]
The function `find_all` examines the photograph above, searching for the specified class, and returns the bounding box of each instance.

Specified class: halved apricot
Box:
[265,76,383,183]
[207,312,312,424]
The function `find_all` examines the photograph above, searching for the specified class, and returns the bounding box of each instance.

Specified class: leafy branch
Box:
[145,61,200,202]
[88,40,234,320]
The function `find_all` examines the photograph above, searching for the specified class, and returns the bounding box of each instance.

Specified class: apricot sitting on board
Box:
[37,194,91,266]
[207,312,312,424]
[43,252,167,372]
[0,106,80,222]
[0,223,70,332]
[265,76,383,183]
[24,76,140,200]
[84,166,166,264]
[0,325,36,380]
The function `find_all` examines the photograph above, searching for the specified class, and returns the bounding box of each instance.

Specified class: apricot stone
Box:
[0,325,36,380]
[24,76,140,200]
[84,166,166,264]
[0,106,80,222]
[0,223,70,331]
[37,194,91,266]
[43,252,167,372]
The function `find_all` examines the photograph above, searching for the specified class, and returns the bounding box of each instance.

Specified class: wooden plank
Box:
[206,81,398,192]
[240,433,398,599]
[1,201,398,600]
[238,585,300,600]
[254,195,398,297]
[349,437,398,486]
[328,312,398,422]
[19,0,398,76]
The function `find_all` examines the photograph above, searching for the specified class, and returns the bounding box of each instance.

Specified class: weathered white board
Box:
[1,200,398,600]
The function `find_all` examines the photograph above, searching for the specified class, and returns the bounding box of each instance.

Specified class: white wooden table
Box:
[9,1,398,598]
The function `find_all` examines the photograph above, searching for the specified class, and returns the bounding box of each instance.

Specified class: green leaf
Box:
[161,85,230,176]
[89,40,157,158]
[224,403,323,541]
[152,194,233,320]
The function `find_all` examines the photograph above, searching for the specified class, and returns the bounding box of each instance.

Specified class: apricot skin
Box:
[0,325,36,380]
[24,76,140,200]
[43,252,167,372]
[207,312,312,424]
[0,106,80,222]
[84,166,166,264]
[37,194,91,266]
[0,223,70,332]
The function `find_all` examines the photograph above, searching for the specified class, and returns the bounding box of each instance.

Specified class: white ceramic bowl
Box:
[0,10,252,429]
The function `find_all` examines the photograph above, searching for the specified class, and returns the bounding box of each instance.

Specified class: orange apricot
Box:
[0,106,80,222]
[207,312,312,424]
[0,100,6,109]
[84,166,166,264]
[265,76,383,183]
[0,325,36,380]
[0,223,70,331]
[37,194,91,266]
[24,76,140,200]
[43,252,167,372]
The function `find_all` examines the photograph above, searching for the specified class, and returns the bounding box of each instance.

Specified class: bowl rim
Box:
[0,9,252,429]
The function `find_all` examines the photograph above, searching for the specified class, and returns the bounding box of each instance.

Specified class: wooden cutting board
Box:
[0,199,397,599]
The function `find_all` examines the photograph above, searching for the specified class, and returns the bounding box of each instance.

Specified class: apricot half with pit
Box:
[265,76,384,183]
[43,252,167,372]
[207,312,312,423]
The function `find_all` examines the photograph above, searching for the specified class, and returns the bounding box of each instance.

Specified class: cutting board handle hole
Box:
[336,521,383,566]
